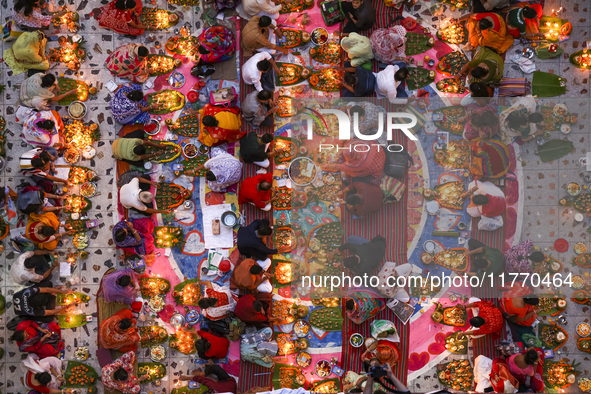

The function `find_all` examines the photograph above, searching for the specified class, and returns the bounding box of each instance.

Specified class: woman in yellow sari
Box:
[25,212,71,250]
[467,13,514,54]
[3,31,49,75]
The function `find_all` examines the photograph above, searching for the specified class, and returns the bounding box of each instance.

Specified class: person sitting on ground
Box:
[99,308,154,352]
[106,44,151,83]
[456,300,503,339]
[13,0,69,30]
[185,329,230,361]
[98,268,138,305]
[460,82,494,106]
[464,238,505,277]
[340,32,374,67]
[321,139,385,178]
[237,0,281,19]
[338,63,377,97]
[459,46,504,85]
[466,12,514,54]
[237,219,278,262]
[505,3,544,39]
[238,173,274,211]
[3,31,49,75]
[461,180,506,218]
[11,249,58,286]
[198,280,238,321]
[12,320,64,358]
[96,0,146,36]
[336,236,387,274]
[234,294,279,328]
[241,15,288,55]
[13,282,78,317]
[21,354,66,394]
[230,258,273,293]
[102,351,150,394]
[507,348,545,392]
[25,212,74,250]
[375,65,409,103]
[340,0,376,34]
[111,83,161,125]
[20,148,70,189]
[197,103,244,147]
[501,291,539,327]
[113,218,155,257]
[20,73,78,111]
[504,111,545,143]
[361,358,410,394]
[340,182,384,217]
[186,149,243,193]
[242,52,280,92]
[22,110,65,148]
[347,103,388,144]
[180,364,238,394]
[119,176,172,216]
[112,136,165,166]
[462,107,500,140]
[242,90,276,128]
[240,132,283,168]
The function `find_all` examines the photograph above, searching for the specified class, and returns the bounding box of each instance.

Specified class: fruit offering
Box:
[140,325,169,347]
[57,78,89,105]
[172,279,202,306]
[273,363,306,389]
[405,33,434,56]
[139,8,179,30]
[57,292,90,305]
[279,0,313,14]
[63,120,99,150]
[63,361,98,388]
[538,323,568,350]
[64,195,92,213]
[309,307,343,331]
[405,67,435,91]
[138,362,166,382]
[147,90,186,114]
[309,68,342,92]
[273,261,292,285]
[271,300,304,325]
[433,181,466,210]
[276,63,310,86]
[278,28,311,48]
[436,78,467,94]
[543,360,578,389]
[436,0,469,9]
[433,142,471,169]
[178,155,209,176]
[274,137,293,164]
[572,290,591,305]
[48,36,86,70]
[154,226,184,249]
[445,331,468,354]
[166,113,200,137]
[155,183,192,209]
[437,51,469,76]
[570,49,591,70]
[274,227,296,253]
[68,166,98,185]
[145,141,181,163]
[52,11,79,33]
[432,303,467,326]
[573,253,591,268]
[310,42,342,65]
[140,276,171,298]
[148,54,182,76]
[437,360,473,391]
[433,248,467,271]
[272,187,291,210]
[311,379,340,393]
[537,295,567,316]
[169,329,197,354]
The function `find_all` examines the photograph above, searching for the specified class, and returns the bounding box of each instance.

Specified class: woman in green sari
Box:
[3,31,49,75]
[460,47,504,84]
[345,288,386,325]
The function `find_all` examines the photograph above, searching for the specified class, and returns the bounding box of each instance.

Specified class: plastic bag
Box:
[371,320,399,341]
[478,215,504,231]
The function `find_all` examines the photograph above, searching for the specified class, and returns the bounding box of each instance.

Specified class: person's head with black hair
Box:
[40,73,56,88]
[202,115,219,128]
[259,181,272,191]
[345,194,362,206]
[37,120,55,131]
[528,251,545,263]
[35,372,52,386]
[343,255,361,269]
[113,368,129,382]
[257,59,271,72]
[205,171,217,182]
[394,68,409,82]
[472,256,489,270]
[260,133,274,144]
[472,194,490,206]
[249,264,264,275]
[522,6,538,20]
[523,295,539,306]
[132,145,146,156]
[40,225,56,237]
[257,90,273,102]
[24,254,48,270]
[257,222,273,236]
[507,110,529,129]
[349,105,365,119]
[127,90,144,102]
[114,228,128,243]
[31,156,48,169]
[194,338,212,359]
[349,389,364,393]
[118,318,133,330]
[344,72,357,87]
[345,298,355,311]
[10,330,26,342]
[198,297,218,309]
[115,0,136,9]
[38,150,52,162]
[528,112,544,124]
[469,82,491,98]
[253,300,264,312]
[472,110,498,129]
[258,16,272,28]
[524,348,539,365]
[15,0,40,16]
[479,18,494,30]
[137,46,149,59]
[116,274,132,288]
[471,66,488,79]
[29,292,50,308]
[470,316,486,327]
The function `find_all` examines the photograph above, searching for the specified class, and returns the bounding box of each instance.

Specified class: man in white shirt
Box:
[375,64,409,104]
[242,52,280,92]
[237,0,281,19]
[119,177,171,216]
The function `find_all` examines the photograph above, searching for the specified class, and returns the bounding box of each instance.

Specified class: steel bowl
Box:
[170,313,186,329]
[221,211,238,227]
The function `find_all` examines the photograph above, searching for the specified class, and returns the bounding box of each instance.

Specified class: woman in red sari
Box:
[99,309,153,352]
[11,321,64,358]
[97,0,145,36]
[467,13,514,54]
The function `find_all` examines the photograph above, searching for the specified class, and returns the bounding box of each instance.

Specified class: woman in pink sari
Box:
[106,44,151,83]
[508,348,545,392]
[96,0,145,36]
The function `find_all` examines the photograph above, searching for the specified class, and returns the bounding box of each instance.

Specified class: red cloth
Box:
[472,301,503,338]
[193,375,237,394]
[17,321,63,358]
[234,294,268,324]
[230,258,260,291]
[198,330,230,359]
[481,194,506,217]
[238,173,272,209]
[97,0,144,36]
[349,182,384,216]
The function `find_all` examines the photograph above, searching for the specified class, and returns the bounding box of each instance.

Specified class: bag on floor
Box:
[320,0,344,26]
[478,215,504,231]
[380,176,405,203]
[210,87,237,107]
[383,148,413,179]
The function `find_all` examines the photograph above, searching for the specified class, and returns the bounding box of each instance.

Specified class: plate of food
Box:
[574,242,587,255]
[421,252,433,264]
[572,275,585,289]
[72,233,89,250]
[554,103,568,117]
[150,344,166,362]
[350,333,364,348]
[579,377,591,392]
[145,119,161,136]
[289,157,317,186]
[577,322,591,337]
[296,352,312,368]
[68,101,87,118]
[561,124,571,134]
[80,182,97,198]
[149,295,166,312]
[81,145,96,159]
[294,319,310,338]
[567,182,581,196]
[64,148,80,164]
[183,143,198,158]
[168,71,185,89]
[311,28,329,45]
[315,360,331,377]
